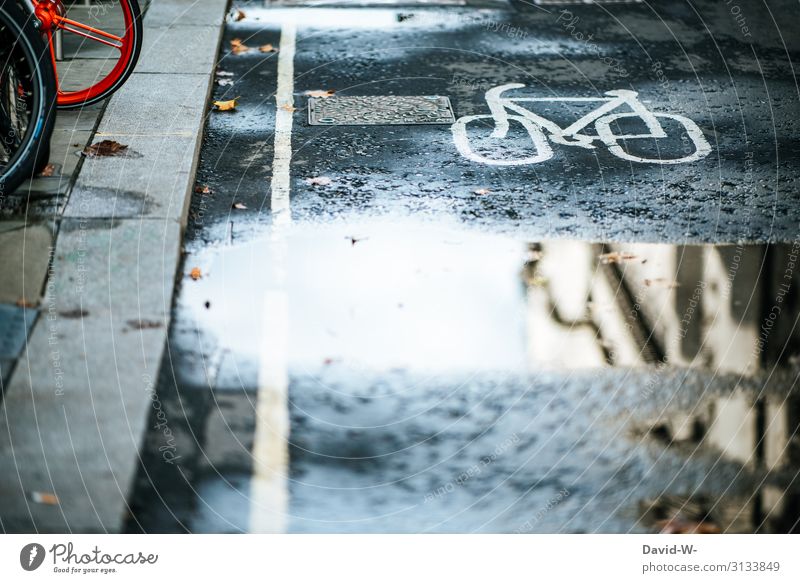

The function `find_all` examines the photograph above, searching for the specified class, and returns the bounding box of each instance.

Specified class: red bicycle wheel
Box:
[33,0,142,109]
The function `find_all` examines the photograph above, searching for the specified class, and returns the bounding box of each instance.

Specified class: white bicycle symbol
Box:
[452,83,712,166]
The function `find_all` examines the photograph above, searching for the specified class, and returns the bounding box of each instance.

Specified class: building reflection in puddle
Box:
[522,240,800,532]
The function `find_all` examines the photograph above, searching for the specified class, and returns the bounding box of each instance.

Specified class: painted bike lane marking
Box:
[249,22,297,534]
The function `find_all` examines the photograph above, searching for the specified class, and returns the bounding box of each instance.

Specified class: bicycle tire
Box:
[39,0,143,109]
[0,0,57,196]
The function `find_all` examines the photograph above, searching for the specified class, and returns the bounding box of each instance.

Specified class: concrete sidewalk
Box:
[0,0,229,533]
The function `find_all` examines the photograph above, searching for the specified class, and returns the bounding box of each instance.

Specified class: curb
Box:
[0,0,229,533]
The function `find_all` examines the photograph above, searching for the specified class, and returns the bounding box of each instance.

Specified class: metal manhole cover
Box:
[308,95,455,126]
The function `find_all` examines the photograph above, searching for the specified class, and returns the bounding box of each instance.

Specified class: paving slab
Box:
[137,26,224,74]
[0,222,56,306]
[145,0,229,27]
[64,136,199,220]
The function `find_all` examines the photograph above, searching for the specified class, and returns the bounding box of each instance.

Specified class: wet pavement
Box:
[126,0,800,533]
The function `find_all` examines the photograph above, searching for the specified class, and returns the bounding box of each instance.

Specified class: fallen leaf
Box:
[189,267,202,280]
[31,491,60,505]
[305,89,336,98]
[474,188,491,195]
[58,309,89,319]
[644,278,679,288]
[38,163,56,177]
[599,251,637,264]
[126,319,163,330]
[233,8,246,21]
[83,140,128,157]
[347,236,367,246]
[230,38,250,54]
[279,103,297,112]
[305,176,332,186]
[204,301,211,309]
[233,202,247,210]
[213,97,239,112]
[259,43,278,53]
[194,184,214,195]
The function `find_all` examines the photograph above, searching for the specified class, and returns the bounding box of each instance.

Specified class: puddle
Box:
[128,219,800,533]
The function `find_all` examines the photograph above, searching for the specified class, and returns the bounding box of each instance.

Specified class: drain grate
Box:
[308,95,455,126]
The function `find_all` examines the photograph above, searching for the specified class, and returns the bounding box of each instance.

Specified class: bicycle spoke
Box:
[54,16,124,50]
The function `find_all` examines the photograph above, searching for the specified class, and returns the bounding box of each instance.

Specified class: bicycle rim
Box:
[33,0,142,108]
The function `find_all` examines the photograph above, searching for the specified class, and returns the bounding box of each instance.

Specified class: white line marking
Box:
[271,22,297,219]
[249,22,297,534]
[251,289,290,534]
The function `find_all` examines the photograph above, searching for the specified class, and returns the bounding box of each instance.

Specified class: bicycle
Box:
[1,0,57,197]
[452,83,712,166]
[1,0,141,195]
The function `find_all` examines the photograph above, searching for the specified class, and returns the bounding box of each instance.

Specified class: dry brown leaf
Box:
[305,89,336,98]
[189,267,202,281]
[259,44,278,53]
[38,163,56,177]
[599,251,637,264]
[213,97,239,112]
[126,319,163,330]
[230,38,250,54]
[233,8,246,21]
[279,103,297,112]
[233,202,247,210]
[194,185,213,195]
[305,176,332,186]
[83,140,128,158]
[474,188,491,195]
[16,297,36,308]
[644,278,679,288]
[31,491,60,505]
[347,236,367,246]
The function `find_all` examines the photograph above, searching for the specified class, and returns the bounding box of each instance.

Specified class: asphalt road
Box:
[126,0,800,533]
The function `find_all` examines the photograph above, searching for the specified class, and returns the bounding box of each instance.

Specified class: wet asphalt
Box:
[126,0,800,533]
